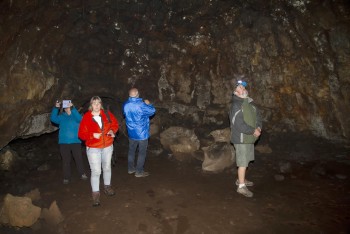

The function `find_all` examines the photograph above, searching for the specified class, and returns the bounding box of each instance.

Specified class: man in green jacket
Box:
[229,80,262,197]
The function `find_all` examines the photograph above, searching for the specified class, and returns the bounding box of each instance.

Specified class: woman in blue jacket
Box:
[50,100,87,184]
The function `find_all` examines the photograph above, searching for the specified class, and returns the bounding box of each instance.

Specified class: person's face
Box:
[91,100,102,112]
[64,107,71,115]
[235,85,248,97]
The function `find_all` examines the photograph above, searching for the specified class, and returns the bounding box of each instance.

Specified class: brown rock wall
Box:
[0,0,349,149]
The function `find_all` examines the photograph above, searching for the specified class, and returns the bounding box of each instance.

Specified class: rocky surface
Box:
[0,194,41,227]
[0,0,350,150]
[0,131,349,233]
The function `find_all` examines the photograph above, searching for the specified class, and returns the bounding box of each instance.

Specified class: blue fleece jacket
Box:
[50,107,82,144]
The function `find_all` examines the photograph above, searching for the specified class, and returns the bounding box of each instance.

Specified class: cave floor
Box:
[1,133,350,234]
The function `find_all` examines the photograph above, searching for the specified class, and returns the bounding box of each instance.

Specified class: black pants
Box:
[59,143,85,180]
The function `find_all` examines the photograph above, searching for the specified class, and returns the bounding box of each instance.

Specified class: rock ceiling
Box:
[0,0,349,149]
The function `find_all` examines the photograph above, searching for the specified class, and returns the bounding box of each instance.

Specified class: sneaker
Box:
[81,174,88,180]
[237,185,253,198]
[235,179,254,187]
[104,185,116,196]
[128,170,136,174]
[92,192,100,207]
[135,172,150,178]
[63,179,70,185]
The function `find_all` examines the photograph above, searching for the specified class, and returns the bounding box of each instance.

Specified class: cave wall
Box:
[0,0,349,149]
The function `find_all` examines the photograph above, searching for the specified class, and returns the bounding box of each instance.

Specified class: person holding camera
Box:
[123,88,156,178]
[50,100,88,185]
[78,96,119,207]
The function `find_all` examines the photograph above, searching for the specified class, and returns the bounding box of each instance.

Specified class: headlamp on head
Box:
[236,80,247,87]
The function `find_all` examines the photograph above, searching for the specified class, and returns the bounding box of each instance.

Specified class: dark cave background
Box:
[0,0,349,150]
[0,1,350,233]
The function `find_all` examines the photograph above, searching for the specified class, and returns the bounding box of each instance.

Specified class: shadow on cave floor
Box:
[0,132,350,234]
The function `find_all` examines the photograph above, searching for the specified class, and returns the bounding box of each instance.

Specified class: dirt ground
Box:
[0,132,350,234]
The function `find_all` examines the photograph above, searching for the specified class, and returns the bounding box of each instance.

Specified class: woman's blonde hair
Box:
[88,96,104,111]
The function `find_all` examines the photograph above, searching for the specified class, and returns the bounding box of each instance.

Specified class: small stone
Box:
[37,163,50,171]
[279,161,292,173]
[335,174,347,180]
[274,174,285,181]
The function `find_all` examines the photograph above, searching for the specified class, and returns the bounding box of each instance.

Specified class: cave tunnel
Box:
[0,0,349,233]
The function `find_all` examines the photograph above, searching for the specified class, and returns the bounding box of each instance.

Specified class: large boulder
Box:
[0,148,20,171]
[24,188,41,202]
[209,128,231,143]
[202,142,235,172]
[0,194,41,227]
[160,126,200,161]
[41,200,64,226]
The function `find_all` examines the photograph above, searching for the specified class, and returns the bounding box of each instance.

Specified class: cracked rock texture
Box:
[0,0,349,149]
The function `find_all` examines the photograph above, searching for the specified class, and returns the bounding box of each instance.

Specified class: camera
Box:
[62,100,71,108]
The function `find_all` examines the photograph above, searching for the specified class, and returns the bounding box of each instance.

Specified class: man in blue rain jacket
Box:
[123,88,156,178]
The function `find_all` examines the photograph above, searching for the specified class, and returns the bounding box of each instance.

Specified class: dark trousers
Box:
[59,143,85,179]
[128,139,148,174]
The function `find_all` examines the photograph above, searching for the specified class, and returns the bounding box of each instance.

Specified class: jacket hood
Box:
[129,97,142,102]
[233,94,253,103]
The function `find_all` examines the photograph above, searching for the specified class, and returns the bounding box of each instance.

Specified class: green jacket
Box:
[229,95,262,144]
[241,98,257,143]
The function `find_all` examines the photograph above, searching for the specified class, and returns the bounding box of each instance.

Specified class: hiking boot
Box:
[92,192,100,207]
[104,185,116,196]
[81,174,88,180]
[135,172,150,178]
[63,179,70,185]
[235,179,254,187]
[128,169,136,174]
[237,185,253,198]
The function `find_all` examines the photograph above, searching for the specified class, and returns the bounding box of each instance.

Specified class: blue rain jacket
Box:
[123,97,156,140]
